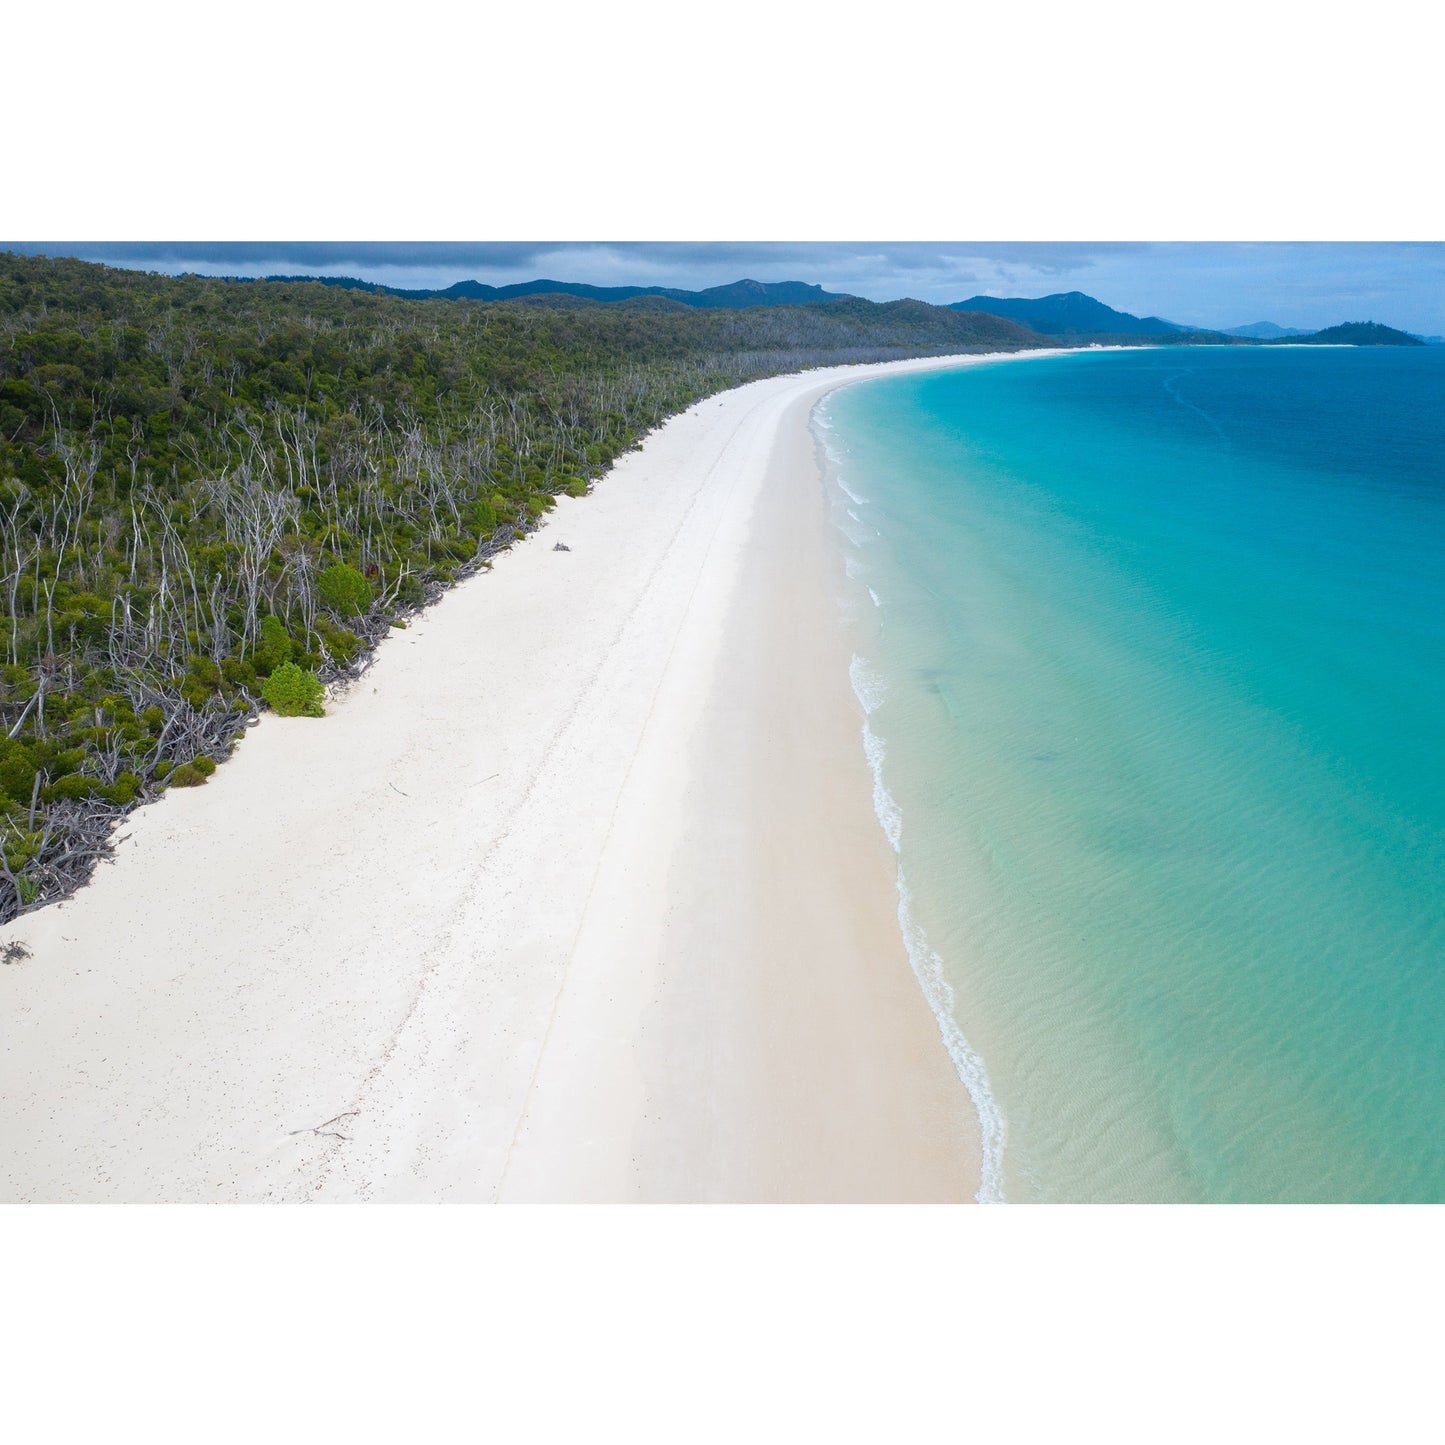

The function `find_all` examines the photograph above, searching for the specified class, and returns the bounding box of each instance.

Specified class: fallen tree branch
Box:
[288,1111,359,1143]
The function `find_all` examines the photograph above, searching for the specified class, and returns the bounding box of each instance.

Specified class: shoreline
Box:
[0,349,1068,1203]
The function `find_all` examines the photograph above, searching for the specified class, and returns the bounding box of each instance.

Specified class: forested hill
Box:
[1269,321,1425,346]
[263,274,855,309]
[949,290,1191,338]
[0,252,1044,922]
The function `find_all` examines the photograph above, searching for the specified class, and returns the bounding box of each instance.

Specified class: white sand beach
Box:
[0,353,1029,1204]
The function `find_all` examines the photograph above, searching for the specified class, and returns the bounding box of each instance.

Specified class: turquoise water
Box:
[818,347,1445,1203]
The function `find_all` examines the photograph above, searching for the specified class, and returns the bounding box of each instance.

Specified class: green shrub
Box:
[261,662,324,718]
[0,745,37,802]
[192,755,217,777]
[398,574,426,608]
[253,614,294,674]
[186,655,221,689]
[141,705,165,731]
[222,656,258,690]
[561,476,588,498]
[181,676,212,709]
[102,771,143,805]
[168,763,207,787]
[318,563,372,617]
[3,830,39,871]
[315,616,361,664]
[153,758,173,779]
[48,774,97,801]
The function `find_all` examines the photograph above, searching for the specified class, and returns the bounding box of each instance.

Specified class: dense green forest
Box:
[1267,321,1426,346]
[0,253,1046,922]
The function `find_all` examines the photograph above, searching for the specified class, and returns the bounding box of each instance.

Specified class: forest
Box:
[0,252,1045,921]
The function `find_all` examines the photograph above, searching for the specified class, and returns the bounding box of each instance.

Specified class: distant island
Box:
[1269,320,1425,346]
[947,290,1426,347]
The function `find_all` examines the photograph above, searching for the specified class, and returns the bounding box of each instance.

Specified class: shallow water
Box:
[819,347,1445,1202]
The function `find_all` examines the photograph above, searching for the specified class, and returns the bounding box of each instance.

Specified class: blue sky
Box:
[6,241,1443,335]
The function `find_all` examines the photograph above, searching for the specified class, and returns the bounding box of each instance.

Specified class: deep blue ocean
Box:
[818,346,1445,1202]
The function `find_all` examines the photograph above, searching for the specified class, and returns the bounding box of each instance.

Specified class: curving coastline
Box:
[0,353,1052,1203]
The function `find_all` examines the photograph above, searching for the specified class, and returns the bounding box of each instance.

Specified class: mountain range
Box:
[251,273,1429,345]
[948,290,1184,337]
[1221,321,1311,339]
[264,274,853,310]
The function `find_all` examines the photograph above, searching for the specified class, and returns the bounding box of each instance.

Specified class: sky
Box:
[6,242,1443,336]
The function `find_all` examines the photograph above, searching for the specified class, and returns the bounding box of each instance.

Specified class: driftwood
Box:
[289,1111,358,1142]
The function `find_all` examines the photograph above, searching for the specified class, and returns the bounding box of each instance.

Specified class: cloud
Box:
[1,240,1143,292]
[4,241,561,271]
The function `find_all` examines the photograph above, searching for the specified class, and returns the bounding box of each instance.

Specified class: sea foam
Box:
[894,873,1008,1203]
[823,402,1008,1201]
[848,654,887,715]
[851,653,1007,1202]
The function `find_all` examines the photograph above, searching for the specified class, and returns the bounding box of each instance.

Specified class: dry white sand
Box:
[0,352,1035,1203]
